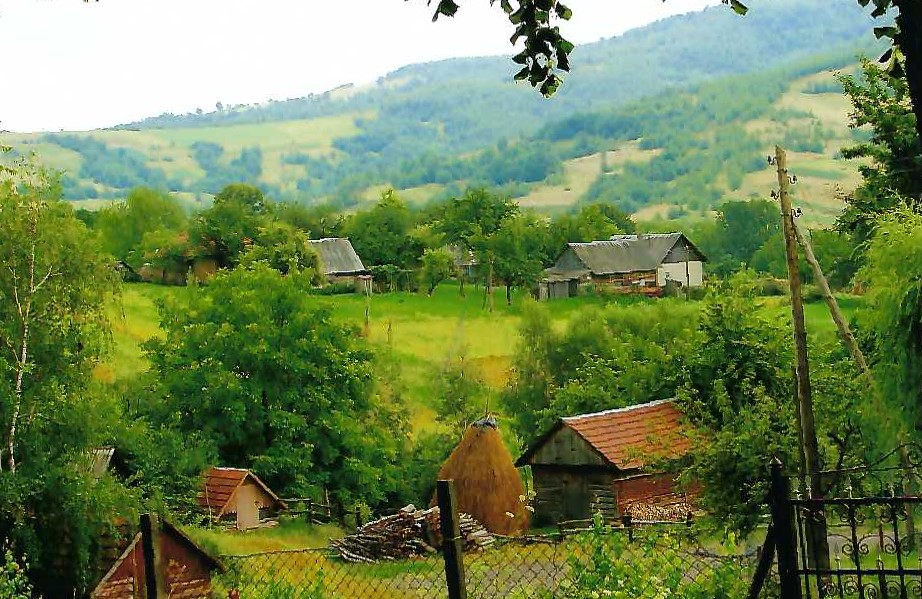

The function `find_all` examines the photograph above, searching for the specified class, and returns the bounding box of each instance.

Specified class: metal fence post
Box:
[140,513,164,599]
[770,459,803,599]
[437,480,467,599]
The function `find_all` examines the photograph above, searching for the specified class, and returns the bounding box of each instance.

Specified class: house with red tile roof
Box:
[197,467,287,530]
[515,399,696,525]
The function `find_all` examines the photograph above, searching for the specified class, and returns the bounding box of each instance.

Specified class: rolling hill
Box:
[1,0,881,224]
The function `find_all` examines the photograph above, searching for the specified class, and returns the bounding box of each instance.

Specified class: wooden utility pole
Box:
[793,225,868,373]
[774,146,822,498]
[437,480,467,599]
[774,146,829,574]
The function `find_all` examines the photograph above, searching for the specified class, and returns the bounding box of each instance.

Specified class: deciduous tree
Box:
[144,264,409,505]
[95,187,186,266]
[838,60,922,243]
[0,158,117,473]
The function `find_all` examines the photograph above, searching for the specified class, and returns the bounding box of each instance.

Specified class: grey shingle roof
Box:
[307,238,366,275]
[551,233,705,276]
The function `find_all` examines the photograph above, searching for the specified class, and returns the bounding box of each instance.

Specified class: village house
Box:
[516,399,695,525]
[307,237,368,287]
[91,518,223,599]
[538,233,706,299]
[197,467,287,530]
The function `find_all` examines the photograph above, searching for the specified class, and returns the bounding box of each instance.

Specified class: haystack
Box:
[432,417,530,535]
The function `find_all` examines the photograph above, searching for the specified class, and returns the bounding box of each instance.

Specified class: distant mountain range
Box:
[0,0,881,218]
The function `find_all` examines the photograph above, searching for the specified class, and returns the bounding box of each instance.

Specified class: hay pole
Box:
[437,480,468,599]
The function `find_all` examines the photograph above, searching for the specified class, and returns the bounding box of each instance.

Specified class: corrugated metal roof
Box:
[561,399,692,470]
[307,238,366,275]
[197,467,285,517]
[560,233,704,275]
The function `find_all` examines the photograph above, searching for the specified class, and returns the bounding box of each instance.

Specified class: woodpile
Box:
[625,500,693,523]
[329,504,494,563]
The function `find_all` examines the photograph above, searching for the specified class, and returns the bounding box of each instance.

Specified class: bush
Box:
[558,516,751,599]
[0,547,35,599]
[801,284,825,303]
[755,278,788,297]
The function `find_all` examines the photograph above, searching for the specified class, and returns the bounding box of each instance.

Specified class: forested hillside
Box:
[0,0,878,216]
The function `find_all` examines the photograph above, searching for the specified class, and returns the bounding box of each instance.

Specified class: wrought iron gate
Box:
[753,448,922,598]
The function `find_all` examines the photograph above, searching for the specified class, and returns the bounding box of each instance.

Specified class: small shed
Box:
[516,399,694,525]
[197,467,287,530]
[540,233,706,299]
[307,238,367,284]
[92,518,223,599]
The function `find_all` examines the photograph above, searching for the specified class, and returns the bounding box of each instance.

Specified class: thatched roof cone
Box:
[432,418,530,535]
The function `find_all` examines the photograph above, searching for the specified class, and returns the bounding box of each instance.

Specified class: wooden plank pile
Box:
[329,504,494,563]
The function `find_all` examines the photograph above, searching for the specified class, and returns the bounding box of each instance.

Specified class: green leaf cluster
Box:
[142,264,410,506]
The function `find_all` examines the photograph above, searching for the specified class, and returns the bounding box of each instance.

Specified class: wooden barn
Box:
[307,237,367,285]
[91,518,223,599]
[516,399,695,525]
[197,467,287,530]
[539,233,706,299]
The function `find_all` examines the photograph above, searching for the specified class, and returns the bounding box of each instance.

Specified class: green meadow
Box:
[102,282,863,432]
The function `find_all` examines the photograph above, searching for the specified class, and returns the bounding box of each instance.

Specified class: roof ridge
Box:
[562,398,676,421]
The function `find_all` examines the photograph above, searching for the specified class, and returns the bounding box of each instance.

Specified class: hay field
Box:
[518,141,659,211]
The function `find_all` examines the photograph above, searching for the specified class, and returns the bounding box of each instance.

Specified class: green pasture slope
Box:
[103,282,864,432]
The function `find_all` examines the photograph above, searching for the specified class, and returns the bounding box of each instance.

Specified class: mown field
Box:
[103,281,863,433]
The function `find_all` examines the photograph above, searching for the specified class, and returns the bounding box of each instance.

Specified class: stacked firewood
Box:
[625,500,694,523]
[329,504,494,563]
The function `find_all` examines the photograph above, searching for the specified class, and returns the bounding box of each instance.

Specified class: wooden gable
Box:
[520,424,611,469]
[552,247,591,273]
[661,235,707,265]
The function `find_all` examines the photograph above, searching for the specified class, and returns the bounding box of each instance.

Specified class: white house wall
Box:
[657,261,703,287]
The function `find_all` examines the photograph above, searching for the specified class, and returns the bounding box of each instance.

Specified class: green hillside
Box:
[0,0,879,220]
[517,65,864,225]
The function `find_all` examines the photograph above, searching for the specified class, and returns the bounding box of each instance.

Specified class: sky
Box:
[0,0,719,132]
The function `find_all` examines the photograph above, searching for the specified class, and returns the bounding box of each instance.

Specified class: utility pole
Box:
[772,145,829,574]
[773,146,822,497]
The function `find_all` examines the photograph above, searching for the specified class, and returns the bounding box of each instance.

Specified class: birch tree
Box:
[0,156,115,473]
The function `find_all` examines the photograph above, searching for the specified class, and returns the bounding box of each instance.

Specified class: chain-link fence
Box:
[216,522,759,598]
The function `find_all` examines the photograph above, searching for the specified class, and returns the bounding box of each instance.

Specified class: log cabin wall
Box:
[532,466,617,526]
[527,426,617,525]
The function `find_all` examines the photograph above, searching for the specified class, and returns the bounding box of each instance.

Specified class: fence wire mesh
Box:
[215,522,759,598]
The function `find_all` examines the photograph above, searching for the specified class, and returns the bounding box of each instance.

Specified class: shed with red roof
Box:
[515,399,696,525]
[91,518,223,599]
[197,467,287,530]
